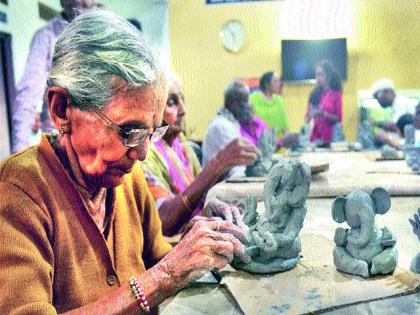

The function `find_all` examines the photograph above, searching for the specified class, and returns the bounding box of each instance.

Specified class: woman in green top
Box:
[250,71,298,147]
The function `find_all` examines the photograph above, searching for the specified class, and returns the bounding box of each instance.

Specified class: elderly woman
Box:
[0,10,250,314]
[142,75,259,236]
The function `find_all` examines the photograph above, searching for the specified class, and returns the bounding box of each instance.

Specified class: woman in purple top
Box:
[306,60,343,146]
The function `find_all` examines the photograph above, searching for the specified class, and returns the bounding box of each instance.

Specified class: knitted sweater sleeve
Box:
[0,182,56,314]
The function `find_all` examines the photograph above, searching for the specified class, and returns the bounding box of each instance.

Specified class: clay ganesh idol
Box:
[245,129,277,177]
[233,159,311,274]
[409,208,420,273]
[332,188,398,278]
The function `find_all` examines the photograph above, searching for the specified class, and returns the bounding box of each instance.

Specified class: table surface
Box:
[206,151,420,203]
[162,196,420,314]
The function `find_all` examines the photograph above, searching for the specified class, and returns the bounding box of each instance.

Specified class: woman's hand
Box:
[312,109,324,118]
[307,104,322,120]
[155,219,251,296]
[409,208,420,240]
[200,199,248,231]
[215,138,260,171]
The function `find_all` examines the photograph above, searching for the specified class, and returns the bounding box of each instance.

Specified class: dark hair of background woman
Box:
[259,71,275,92]
[309,60,342,106]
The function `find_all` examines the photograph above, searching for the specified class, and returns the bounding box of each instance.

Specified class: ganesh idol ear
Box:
[332,196,347,223]
[371,187,391,215]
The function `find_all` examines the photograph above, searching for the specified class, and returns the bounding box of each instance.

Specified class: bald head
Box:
[224,81,253,124]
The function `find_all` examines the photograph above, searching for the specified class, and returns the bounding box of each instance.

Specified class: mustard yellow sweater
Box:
[0,136,171,314]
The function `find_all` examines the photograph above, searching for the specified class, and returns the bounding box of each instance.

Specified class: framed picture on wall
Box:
[0,31,15,160]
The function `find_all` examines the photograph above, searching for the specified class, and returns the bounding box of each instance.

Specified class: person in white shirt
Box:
[368,79,417,148]
[202,81,260,176]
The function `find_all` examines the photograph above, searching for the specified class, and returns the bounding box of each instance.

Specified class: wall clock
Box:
[220,20,246,53]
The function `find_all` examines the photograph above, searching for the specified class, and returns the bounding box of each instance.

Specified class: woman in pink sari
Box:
[142,74,259,235]
[306,60,343,146]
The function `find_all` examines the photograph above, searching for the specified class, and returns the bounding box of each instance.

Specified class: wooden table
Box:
[161,197,420,314]
[163,152,420,314]
[206,151,420,204]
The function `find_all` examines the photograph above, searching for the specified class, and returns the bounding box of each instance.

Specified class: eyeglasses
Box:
[78,99,169,148]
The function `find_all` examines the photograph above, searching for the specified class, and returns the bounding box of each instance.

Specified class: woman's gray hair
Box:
[48,9,164,110]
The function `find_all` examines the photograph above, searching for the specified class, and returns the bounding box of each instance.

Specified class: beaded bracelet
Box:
[180,191,194,213]
[129,276,150,313]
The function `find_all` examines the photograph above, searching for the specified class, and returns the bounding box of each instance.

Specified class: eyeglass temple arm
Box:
[79,100,122,133]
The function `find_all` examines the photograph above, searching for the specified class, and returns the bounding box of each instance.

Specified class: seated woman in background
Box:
[250,72,288,134]
[235,83,293,150]
[142,74,259,236]
[0,10,250,314]
[250,71,298,148]
[305,60,343,146]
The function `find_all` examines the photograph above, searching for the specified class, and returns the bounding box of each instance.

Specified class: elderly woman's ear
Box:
[47,86,72,133]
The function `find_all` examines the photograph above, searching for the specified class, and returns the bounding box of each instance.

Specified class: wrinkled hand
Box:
[200,199,248,231]
[409,209,420,240]
[216,138,260,171]
[157,219,251,296]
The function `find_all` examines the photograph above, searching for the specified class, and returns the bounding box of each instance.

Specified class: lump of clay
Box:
[404,124,416,146]
[332,188,398,278]
[357,121,375,149]
[409,209,420,273]
[233,159,311,273]
[404,146,420,172]
[403,124,420,171]
[245,129,277,177]
[381,144,398,159]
